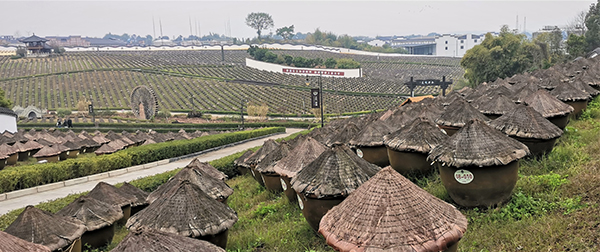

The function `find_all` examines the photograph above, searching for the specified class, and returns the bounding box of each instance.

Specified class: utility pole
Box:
[319,73,324,128]
[240,99,245,130]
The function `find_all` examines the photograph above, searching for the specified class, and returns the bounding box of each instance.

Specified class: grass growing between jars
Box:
[2,102,600,251]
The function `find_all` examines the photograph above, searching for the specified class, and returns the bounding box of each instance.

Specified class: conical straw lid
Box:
[291,145,381,198]
[319,167,467,252]
[429,119,530,168]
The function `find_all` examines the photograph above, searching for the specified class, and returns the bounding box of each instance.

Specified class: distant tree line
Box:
[247,46,360,69]
[461,0,600,87]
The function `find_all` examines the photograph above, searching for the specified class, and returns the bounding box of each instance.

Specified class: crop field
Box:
[0,50,464,114]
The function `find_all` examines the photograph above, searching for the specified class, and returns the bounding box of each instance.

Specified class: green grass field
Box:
[1,98,599,251]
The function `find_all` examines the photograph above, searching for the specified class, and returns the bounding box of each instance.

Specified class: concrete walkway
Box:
[0,128,303,215]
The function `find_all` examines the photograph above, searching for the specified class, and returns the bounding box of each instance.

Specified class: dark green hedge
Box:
[0,127,284,193]
[129,128,311,192]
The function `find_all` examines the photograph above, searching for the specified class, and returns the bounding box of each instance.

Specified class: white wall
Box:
[245,58,362,78]
[435,34,482,57]
[0,114,17,133]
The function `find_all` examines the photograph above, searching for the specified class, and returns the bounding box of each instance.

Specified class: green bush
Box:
[56,108,72,117]
[0,127,284,193]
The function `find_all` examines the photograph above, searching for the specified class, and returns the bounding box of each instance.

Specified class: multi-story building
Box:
[389,33,483,57]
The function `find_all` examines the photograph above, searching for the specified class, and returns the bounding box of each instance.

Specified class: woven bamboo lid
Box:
[291,145,381,198]
[111,228,226,252]
[244,139,280,165]
[32,145,61,158]
[325,122,361,147]
[234,149,255,168]
[118,182,149,207]
[0,231,51,252]
[435,99,490,128]
[384,117,448,153]
[127,180,238,237]
[273,136,328,179]
[4,206,86,251]
[94,143,117,155]
[523,89,574,118]
[87,182,136,208]
[490,104,563,140]
[147,166,233,203]
[56,195,124,231]
[319,167,467,252]
[187,158,228,181]
[551,82,591,102]
[472,94,516,116]
[348,120,393,147]
[256,141,292,174]
[429,119,530,168]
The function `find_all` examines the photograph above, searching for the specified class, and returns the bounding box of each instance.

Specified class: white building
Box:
[367,39,387,47]
[390,34,483,57]
[0,107,17,133]
[435,34,482,57]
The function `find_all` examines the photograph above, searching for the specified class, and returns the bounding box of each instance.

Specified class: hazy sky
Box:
[0,1,594,39]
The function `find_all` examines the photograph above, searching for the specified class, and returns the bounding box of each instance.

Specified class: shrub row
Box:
[129,128,311,192]
[0,127,285,193]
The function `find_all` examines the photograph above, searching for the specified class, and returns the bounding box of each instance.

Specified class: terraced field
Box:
[0,50,464,114]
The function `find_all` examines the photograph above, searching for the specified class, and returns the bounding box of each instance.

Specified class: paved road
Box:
[0,128,303,215]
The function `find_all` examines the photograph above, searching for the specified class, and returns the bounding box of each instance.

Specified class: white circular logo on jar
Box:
[356,149,364,158]
[454,169,474,184]
[280,178,287,191]
[297,194,304,210]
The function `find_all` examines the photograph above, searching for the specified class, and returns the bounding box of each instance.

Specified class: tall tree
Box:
[566,10,588,36]
[276,25,294,41]
[0,88,12,108]
[585,0,600,50]
[245,12,274,40]
[567,34,588,57]
[461,25,546,86]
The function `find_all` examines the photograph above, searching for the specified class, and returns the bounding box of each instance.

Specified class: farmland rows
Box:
[0,71,402,114]
[0,50,464,114]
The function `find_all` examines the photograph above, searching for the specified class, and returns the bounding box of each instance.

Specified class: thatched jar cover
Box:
[56,195,123,249]
[118,182,150,214]
[325,122,361,147]
[87,182,137,225]
[234,149,254,175]
[348,120,393,167]
[291,145,381,231]
[147,166,233,204]
[94,143,117,155]
[306,126,334,144]
[4,206,86,251]
[255,141,292,192]
[523,89,573,129]
[244,139,280,185]
[570,78,600,97]
[187,157,228,181]
[319,167,468,252]
[551,82,591,117]
[111,228,226,252]
[0,230,51,252]
[273,136,328,202]
[471,94,516,119]
[428,119,530,207]
[57,195,123,231]
[126,180,238,248]
[490,105,563,156]
[435,99,489,136]
[384,117,448,175]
